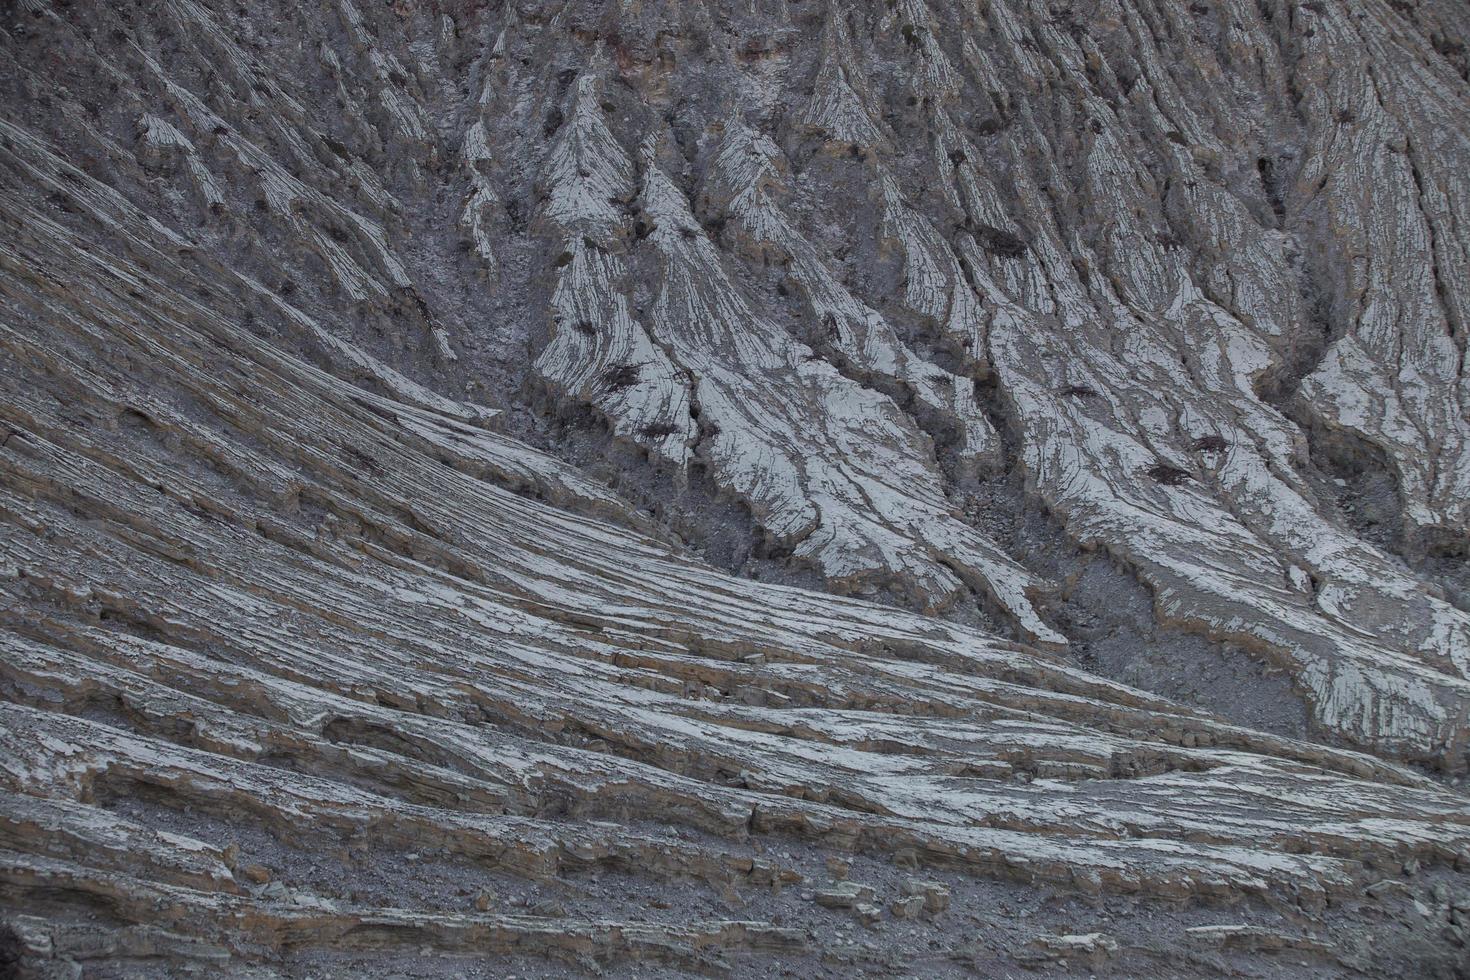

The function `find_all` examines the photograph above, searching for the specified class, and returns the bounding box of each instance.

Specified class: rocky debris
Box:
[0,855,805,974]
[1,0,1469,976]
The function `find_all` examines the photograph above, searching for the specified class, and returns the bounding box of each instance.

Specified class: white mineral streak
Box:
[704,118,1000,463]
[798,5,886,152]
[533,77,1058,639]
[535,77,696,461]
[4,0,1470,972]
[876,168,992,372]
[1291,2,1470,546]
[924,0,1470,762]
[458,120,499,277]
[137,113,226,210]
[3,177,1466,921]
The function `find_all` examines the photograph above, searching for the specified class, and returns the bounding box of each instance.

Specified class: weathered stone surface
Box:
[1,0,1469,976]
[1029,930,1120,966]
[812,882,876,910]
[900,878,951,914]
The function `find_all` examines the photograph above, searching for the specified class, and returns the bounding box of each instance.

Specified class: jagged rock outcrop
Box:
[2,0,1469,976]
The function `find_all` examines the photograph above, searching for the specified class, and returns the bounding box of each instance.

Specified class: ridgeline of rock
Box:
[2,0,1469,976]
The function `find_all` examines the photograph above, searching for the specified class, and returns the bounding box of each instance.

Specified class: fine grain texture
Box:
[1,0,1469,976]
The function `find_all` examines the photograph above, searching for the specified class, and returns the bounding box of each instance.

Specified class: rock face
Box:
[1,0,1469,975]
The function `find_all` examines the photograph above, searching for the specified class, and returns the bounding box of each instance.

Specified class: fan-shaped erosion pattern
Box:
[2,0,1470,976]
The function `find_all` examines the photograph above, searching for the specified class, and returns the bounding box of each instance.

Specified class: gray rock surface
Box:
[1,0,1469,975]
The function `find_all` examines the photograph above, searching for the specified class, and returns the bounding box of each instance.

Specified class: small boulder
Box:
[241,864,272,885]
[890,895,926,919]
[900,878,950,913]
[814,881,875,909]
[1031,932,1119,967]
